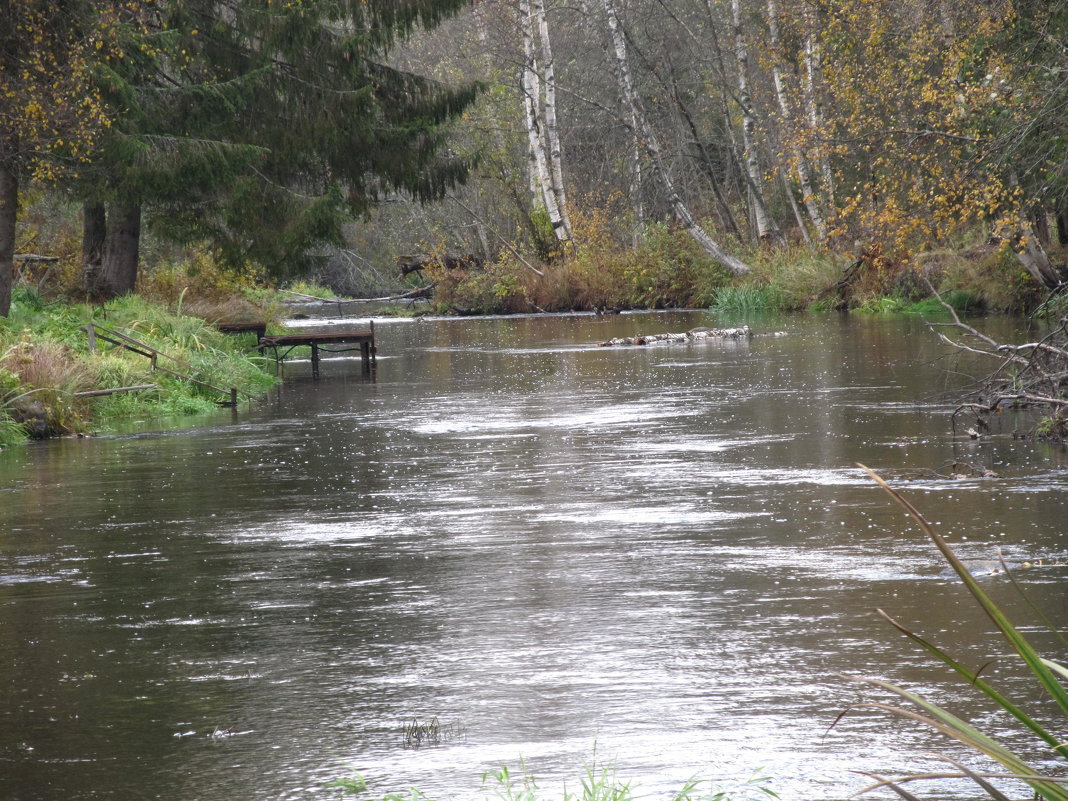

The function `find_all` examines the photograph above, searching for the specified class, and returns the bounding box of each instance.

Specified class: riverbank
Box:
[406,229,1058,317]
[0,290,278,449]
[4,225,1067,450]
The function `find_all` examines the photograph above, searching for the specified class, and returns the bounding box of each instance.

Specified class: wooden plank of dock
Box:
[258,323,376,378]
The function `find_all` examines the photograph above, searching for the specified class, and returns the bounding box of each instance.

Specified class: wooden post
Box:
[86,323,97,354]
[370,320,376,361]
[311,342,320,379]
[230,387,238,407]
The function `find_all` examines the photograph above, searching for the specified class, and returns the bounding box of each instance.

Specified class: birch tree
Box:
[601,0,750,275]
[520,0,573,245]
[799,2,835,213]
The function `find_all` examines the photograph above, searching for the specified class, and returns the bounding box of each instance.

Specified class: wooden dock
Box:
[258,323,376,378]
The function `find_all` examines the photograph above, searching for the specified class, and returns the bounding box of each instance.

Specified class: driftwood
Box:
[597,325,752,346]
[341,286,433,304]
[280,286,433,306]
[924,277,1068,439]
[815,256,865,310]
[13,254,60,263]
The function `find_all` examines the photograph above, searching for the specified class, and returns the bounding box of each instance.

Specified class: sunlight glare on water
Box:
[1,311,1066,801]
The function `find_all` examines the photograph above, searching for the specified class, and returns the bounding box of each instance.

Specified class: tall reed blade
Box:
[858,464,1068,721]
[875,608,1064,754]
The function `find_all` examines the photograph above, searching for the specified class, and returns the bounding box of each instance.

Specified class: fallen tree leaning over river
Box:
[597,325,752,347]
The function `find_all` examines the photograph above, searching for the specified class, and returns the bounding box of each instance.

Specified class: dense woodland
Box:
[3,0,1068,315]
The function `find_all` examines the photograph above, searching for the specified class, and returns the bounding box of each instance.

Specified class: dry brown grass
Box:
[0,333,94,436]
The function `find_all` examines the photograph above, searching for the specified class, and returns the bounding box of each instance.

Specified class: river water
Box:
[1,311,1067,801]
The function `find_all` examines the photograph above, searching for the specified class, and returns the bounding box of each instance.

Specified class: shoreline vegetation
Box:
[3,217,1068,451]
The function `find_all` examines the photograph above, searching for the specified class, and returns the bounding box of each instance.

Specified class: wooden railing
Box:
[85,323,249,407]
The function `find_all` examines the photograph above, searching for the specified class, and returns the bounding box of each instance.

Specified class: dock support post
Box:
[311,342,320,379]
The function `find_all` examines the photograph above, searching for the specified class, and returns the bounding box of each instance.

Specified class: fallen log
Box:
[597,325,752,347]
[281,286,432,305]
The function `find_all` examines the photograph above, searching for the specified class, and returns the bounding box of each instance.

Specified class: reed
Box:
[844,465,1068,800]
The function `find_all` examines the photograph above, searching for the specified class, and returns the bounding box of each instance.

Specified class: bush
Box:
[430,209,736,314]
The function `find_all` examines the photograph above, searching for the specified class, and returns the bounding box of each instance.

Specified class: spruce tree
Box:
[84,0,480,298]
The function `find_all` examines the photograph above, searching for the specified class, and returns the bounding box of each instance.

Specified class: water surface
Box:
[1,311,1066,801]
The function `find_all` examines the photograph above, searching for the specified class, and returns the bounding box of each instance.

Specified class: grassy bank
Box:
[0,289,279,450]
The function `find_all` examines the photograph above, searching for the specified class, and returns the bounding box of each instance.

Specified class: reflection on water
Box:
[1,311,1066,801]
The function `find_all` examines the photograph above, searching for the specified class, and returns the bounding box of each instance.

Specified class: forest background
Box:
[2,0,1068,317]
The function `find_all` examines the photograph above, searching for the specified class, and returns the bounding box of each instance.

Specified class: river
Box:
[1,310,1066,801]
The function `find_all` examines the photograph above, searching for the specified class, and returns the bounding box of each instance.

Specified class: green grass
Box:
[324,763,777,801]
[281,280,341,300]
[904,289,984,315]
[853,289,984,315]
[0,408,26,448]
[0,289,277,448]
[854,295,909,314]
[709,286,785,312]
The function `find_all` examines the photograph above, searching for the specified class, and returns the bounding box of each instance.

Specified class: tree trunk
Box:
[730,0,783,246]
[1032,208,1051,248]
[602,0,750,276]
[533,0,573,242]
[0,158,16,317]
[520,0,570,247]
[1013,225,1065,290]
[99,203,142,299]
[766,0,825,242]
[82,202,107,295]
[801,3,835,211]
[668,70,742,240]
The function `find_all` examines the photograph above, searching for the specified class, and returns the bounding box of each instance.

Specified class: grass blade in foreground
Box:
[875,608,1064,753]
[846,466,1068,799]
[858,464,1068,723]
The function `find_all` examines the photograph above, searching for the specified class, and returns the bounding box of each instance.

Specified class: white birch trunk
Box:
[766,0,825,242]
[520,0,570,245]
[602,0,750,276]
[730,0,782,246]
[533,0,573,242]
